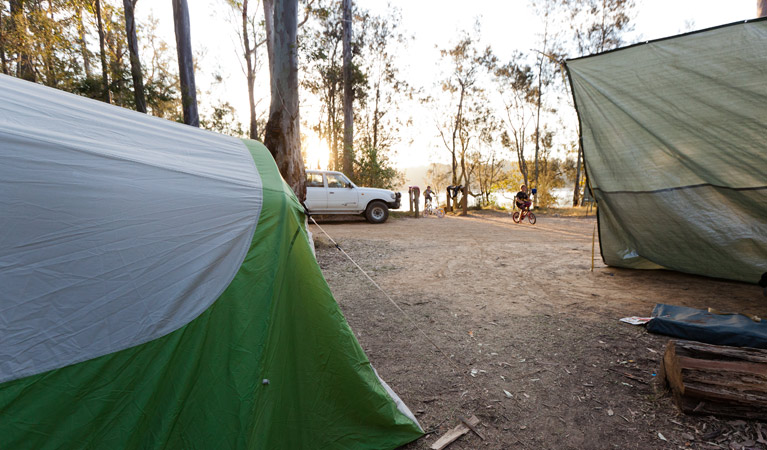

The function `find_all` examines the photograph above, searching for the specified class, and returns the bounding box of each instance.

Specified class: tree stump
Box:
[660,340,767,420]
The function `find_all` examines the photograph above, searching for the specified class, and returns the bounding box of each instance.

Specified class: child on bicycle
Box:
[424,186,434,207]
[515,184,532,211]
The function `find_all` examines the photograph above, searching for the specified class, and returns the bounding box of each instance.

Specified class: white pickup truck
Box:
[304,170,401,223]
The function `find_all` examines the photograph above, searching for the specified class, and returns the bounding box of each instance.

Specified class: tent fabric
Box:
[566,19,767,283]
[647,304,767,349]
[0,73,263,383]
[0,75,422,449]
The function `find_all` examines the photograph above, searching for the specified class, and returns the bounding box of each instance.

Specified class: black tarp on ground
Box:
[647,303,767,348]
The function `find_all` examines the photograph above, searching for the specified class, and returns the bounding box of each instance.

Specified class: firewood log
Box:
[660,340,767,420]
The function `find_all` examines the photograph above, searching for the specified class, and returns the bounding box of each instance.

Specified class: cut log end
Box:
[661,340,767,421]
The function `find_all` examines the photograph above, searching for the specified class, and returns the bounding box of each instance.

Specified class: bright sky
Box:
[138,0,755,169]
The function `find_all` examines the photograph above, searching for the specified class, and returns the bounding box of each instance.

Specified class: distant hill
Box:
[399,166,428,190]
[397,163,450,191]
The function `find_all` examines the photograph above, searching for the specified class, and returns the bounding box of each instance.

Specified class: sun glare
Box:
[304,132,331,170]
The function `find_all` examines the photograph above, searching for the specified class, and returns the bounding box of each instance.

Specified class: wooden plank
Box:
[676,340,767,364]
[460,415,485,440]
[430,415,481,450]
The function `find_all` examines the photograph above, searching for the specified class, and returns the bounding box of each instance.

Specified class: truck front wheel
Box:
[365,201,389,224]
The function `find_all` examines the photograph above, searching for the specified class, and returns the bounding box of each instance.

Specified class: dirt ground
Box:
[309,210,766,450]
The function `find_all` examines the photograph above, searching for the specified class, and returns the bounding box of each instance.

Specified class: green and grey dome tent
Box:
[0,73,422,449]
[566,19,767,283]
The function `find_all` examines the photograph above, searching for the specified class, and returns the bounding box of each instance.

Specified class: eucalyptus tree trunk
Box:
[451,82,465,186]
[241,0,258,139]
[0,6,8,75]
[42,2,57,87]
[533,17,549,204]
[76,6,91,77]
[263,0,305,201]
[572,145,582,206]
[263,0,274,80]
[123,0,146,113]
[94,0,111,103]
[759,0,767,17]
[172,0,199,127]
[9,0,36,82]
[342,0,354,178]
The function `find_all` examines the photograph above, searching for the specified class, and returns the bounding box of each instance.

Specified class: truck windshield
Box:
[327,173,351,188]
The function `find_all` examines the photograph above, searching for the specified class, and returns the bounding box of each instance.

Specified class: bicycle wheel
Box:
[436,208,445,218]
[512,211,521,223]
[422,207,430,216]
[528,212,536,224]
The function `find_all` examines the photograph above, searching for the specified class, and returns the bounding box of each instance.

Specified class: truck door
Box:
[326,173,359,210]
[304,172,327,210]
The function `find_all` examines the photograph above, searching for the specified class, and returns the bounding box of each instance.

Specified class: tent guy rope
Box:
[309,216,460,371]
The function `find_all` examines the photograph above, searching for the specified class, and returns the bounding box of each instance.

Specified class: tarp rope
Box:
[309,216,460,370]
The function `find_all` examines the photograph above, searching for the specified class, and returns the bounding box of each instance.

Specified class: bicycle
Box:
[423,198,445,218]
[512,203,536,224]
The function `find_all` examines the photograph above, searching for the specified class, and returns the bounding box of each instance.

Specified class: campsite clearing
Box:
[311,210,763,450]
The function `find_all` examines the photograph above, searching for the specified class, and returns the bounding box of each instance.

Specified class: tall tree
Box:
[172,0,199,126]
[76,4,91,77]
[264,0,305,200]
[123,0,146,113]
[227,0,264,140]
[9,0,36,81]
[437,36,476,188]
[94,0,111,102]
[241,0,259,139]
[530,0,560,195]
[341,0,353,177]
[354,7,411,189]
[566,0,635,205]
[495,57,535,188]
[300,0,345,170]
[0,5,7,74]
[435,32,495,215]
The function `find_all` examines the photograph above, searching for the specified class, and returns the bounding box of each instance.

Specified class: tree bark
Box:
[77,6,91,78]
[372,82,380,151]
[9,0,36,82]
[42,2,57,87]
[451,83,465,186]
[759,0,767,17]
[242,0,258,140]
[172,0,199,127]
[264,0,305,201]
[460,150,468,216]
[0,5,8,75]
[572,143,582,206]
[661,340,767,421]
[342,0,354,178]
[533,48,545,199]
[123,0,146,113]
[94,0,111,103]
[263,0,274,69]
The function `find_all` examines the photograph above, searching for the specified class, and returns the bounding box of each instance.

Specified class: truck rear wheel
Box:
[365,201,389,224]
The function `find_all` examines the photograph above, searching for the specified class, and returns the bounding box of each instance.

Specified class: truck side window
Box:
[326,174,347,188]
[306,173,324,187]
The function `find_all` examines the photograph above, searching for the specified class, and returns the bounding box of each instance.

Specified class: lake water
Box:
[397,187,573,210]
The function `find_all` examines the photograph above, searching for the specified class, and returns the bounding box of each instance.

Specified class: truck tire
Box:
[365,201,389,224]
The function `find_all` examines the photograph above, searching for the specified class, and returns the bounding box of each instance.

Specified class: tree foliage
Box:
[0,0,182,118]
